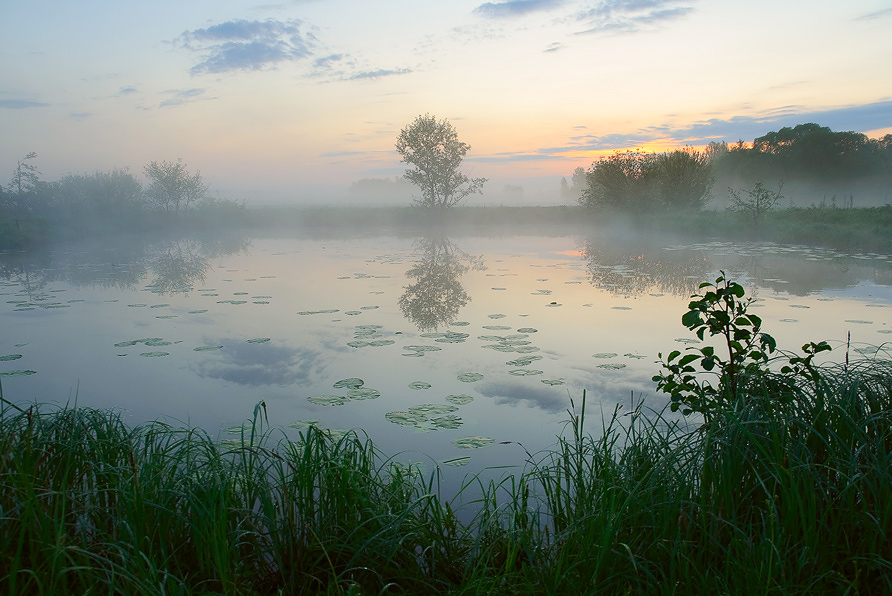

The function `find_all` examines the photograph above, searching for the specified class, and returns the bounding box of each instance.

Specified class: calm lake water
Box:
[2,229,891,486]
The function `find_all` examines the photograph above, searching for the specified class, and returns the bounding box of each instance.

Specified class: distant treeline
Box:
[0,157,245,248]
[567,123,892,213]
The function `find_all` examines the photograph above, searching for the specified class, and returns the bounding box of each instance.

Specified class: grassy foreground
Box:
[2,354,891,595]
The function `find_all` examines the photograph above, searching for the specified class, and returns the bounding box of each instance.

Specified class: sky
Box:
[2,0,891,205]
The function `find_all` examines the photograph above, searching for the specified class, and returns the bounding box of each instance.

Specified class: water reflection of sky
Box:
[1,234,890,491]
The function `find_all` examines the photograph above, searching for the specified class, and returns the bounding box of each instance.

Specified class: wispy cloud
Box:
[0,99,49,109]
[176,19,316,75]
[159,87,212,108]
[69,112,92,121]
[118,86,138,95]
[474,0,566,18]
[575,0,695,35]
[855,7,892,21]
[348,68,412,81]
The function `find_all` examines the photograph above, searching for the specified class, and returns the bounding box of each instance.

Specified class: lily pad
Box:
[442,457,471,467]
[409,381,432,390]
[347,388,381,400]
[0,354,23,362]
[194,345,224,352]
[516,327,538,333]
[188,309,209,314]
[0,370,36,377]
[385,411,428,427]
[597,363,627,370]
[308,395,348,406]
[541,379,565,386]
[508,369,543,376]
[298,309,340,315]
[288,419,321,430]
[245,338,271,344]
[487,314,506,319]
[457,372,484,383]
[333,377,364,389]
[139,351,170,357]
[445,394,474,405]
[507,355,543,366]
[430,415,463,430]
[592,353,618,359]
[453,436,494,449]
[449,321,470,326]
[409,404,458,415]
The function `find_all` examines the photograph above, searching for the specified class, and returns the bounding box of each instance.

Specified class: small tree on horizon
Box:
[395,114,486,209]
[143,159,208,215]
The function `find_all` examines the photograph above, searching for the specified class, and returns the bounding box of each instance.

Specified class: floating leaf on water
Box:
[346,340,370,348]
[347,388,381,400]
[597,363,626,370]
[188,309,209,314]
[127,304,147,308]
[0,369,37,377]
[509,369,543,376]
[457,372,484,383]
[288,419,320,430]
[308,395,348,406]
[545,302,562,307]
[345,311,362,315]
[409,381,432,390]
[517,327,538,333]
[483,344,516,352]
[333,377,364,389]
[482,325,511,331]
[789,305,810,309]
[201,293,219,297]
[360,305,379,310]
[488,314,506,319]
[367,339,395,347]
[323,429,353,441]
[403,345,442,352]
[592,353,618,359]
[253,301,270,305]
[514,346,540,353]
[449,321,470,326]
[611,306,632,310]
[844,320,872,324]
[385,411,428,427]
[443,457,470,467]
[223,423,253,435]
[409,404,458,415]
[114,340,140,347]
[253,296,272,299]
[492,287,507,291]
[779,318,798,323]
[194,345,224,352]
[507,355,543,366]
[150,304,170,308]
[531,289,552,295]
[217,300,247,305]
[401,352,424,357]
[430,415,463,430]
[453,436,494,449]
[298,309,340,315]
[156,315,177,319]
[233,292,249,296]
[445,394,474,405]
[878,330,892,334]
[0,354,23,362]
[246,338,271,344]
[140,352,169,357]
[541,379,565,386]
[675,338,700,344]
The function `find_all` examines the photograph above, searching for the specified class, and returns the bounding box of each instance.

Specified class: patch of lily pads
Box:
[385,404,462,432]
[0,370,36,377]
[445,394,474,405]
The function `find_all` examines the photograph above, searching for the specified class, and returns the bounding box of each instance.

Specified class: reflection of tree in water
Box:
[582,238,709,297]
[399,236,484,331]
[148,240,213,295]
[0,234,249,296]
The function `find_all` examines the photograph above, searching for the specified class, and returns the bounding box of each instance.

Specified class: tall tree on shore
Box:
[395,114,486,209]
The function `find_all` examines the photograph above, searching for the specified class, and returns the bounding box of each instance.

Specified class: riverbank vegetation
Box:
[2,274,890,595]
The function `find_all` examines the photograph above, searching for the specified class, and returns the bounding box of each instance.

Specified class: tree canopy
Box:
[395,114,487,209]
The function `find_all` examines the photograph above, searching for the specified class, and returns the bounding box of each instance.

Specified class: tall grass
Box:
[2,357,891,594]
